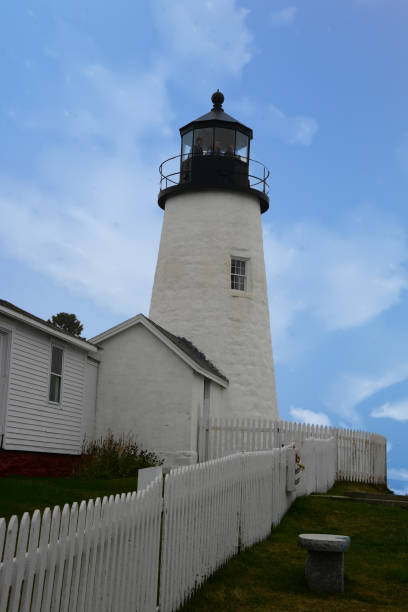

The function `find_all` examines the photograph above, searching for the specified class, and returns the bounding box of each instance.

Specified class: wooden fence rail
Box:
[198,417,387,485]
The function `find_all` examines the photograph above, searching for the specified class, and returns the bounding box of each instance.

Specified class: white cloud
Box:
[391,487,408,496]
[266,104,318,146]
[387,441,392,453]
[0,53,174,317]
[0,157,161,316]
[289,406,331,426]
[77,63,172,142]
[151,0,252,77]
[388,468,408,481]
[388,467,408,494]
[264,211,408,359]
[229,98,317,149]
[228,96,255,119]
[269,7,297,27]
[326,364,408,423]
[371,399,408,422]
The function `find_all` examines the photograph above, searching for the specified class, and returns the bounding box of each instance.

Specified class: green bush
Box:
[74,432,163,478]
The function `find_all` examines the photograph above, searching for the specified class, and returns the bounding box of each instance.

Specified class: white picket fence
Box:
[198,417,387,485]
[0,438,337,612]
[0,479,163,612]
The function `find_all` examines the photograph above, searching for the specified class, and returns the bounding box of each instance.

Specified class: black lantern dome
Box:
[158,91,269,213]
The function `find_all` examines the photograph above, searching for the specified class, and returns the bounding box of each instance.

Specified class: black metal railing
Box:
[159,153,270,195]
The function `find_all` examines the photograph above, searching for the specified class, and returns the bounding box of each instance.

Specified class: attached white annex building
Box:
[90,315,228,465]
[0,92,279,466]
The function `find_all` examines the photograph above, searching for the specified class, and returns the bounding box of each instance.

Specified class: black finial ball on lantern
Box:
[211,90,224,112]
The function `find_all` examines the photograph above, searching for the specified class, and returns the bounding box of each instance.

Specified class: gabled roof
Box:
[0,299,97,352]
[89,314,228,387]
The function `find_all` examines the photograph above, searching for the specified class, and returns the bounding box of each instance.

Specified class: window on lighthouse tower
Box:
[231,258,247,291]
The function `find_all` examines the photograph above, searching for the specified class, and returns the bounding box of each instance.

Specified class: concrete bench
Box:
[298,533,351,593]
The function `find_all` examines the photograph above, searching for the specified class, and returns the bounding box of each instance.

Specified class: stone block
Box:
[298,533,350,593]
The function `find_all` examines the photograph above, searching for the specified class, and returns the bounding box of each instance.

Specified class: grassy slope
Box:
[0,476,139,522]
[181,486,408,612]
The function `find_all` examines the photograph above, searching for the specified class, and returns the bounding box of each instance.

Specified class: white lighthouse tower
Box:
[150,91,278,419]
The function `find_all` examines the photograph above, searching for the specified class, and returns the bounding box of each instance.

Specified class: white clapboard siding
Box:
[199,417,387,485]
[2,319,87,454]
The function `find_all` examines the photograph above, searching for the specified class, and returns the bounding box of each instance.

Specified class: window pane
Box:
[235,131,249,161]
[51,347,63,374]
[49,374,61,403]
[214,128,235,156]
[231,258,247,291]
[231,259,245,276]
[193,128,213,155]
[182,131,193,159]
[231,275,245,291]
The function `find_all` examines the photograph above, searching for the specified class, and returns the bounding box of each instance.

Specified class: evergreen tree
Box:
[48,312,84,337]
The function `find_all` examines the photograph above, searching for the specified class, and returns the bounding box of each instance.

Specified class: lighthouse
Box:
[150,91,278,419]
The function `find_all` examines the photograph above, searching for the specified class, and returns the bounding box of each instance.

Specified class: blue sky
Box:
[1,1,407,492]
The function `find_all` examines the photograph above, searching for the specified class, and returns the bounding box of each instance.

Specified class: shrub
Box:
[74,432,163,478]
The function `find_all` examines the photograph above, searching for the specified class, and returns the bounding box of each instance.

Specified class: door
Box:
[202,379,211,461]
[0,330,10,435]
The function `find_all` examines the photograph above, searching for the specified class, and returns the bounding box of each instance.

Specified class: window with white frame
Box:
[49,346,63,403]
[231,258,247,291]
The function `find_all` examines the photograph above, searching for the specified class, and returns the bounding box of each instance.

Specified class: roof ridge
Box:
[146,316,228,383]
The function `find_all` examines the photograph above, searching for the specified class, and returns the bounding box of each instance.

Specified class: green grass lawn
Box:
[181,484,408,612]
[0,475,139,522]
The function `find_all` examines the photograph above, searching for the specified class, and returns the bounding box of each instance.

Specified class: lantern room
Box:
[180,90,251,160]
[158,91,269,213]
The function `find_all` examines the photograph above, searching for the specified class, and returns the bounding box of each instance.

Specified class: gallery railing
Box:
[159,153,270,195]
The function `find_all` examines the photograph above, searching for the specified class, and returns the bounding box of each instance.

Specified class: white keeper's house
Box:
[0,92,279,466]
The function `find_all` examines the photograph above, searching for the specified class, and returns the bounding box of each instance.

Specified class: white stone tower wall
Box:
[149,190,278,419]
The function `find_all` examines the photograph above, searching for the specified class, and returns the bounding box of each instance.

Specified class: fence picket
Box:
[50,503,70,611]
[59,502,78,612]
[19,510,40,612]
[0,515,18,612]
[83,498,100,612]
[89,497,107,612]
[8,512,29,612]
[32,507,51,610]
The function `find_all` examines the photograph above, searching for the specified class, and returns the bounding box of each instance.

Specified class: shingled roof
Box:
[146,317,228,384]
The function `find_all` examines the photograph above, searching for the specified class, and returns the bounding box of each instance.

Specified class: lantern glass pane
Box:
[235,131,249,161]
